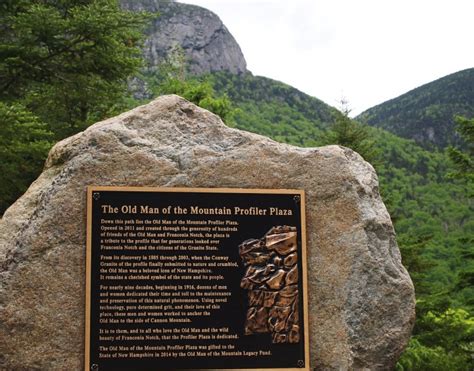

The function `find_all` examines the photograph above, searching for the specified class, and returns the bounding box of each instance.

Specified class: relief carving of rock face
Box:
[239,226,300,343]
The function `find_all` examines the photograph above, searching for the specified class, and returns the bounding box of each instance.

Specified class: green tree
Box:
[0,0,151,214]
[155,77,234,122]
[0,0,151,138]
[145,46,234,122]
[397,233,435,297]
[398,309,474,370]
[447,116,474,184]
[322,99,379,165]
[0,103,53,213]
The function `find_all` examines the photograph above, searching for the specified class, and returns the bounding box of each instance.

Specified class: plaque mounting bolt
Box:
[293,195,300,203]
[91,364,99,371]
[297,360,304,368]
[93,192,100,200]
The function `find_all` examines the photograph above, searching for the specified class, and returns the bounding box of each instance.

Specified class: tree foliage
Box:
[357,68,474,149]
[398,309,474,370]
[144,46,234,122]
[0,0,151,214]
[322,100,379,165]
[210,71,333,147]
[1,0,151,138]
[447,116,474,184]
[205,72,474,369]
[0,102,53,212]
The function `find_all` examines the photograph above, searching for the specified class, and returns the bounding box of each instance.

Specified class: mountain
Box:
[0,0,469,367]
[357,68,474,149]
[120,0,247,75]
[121,3,473,365]
[123,0,338,147]
[127,0,474,152]
[212,72,473,367]
[211,72,336,146]
[121,0,472,309]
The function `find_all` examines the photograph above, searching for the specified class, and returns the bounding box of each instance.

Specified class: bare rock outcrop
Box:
[121,0,247,75]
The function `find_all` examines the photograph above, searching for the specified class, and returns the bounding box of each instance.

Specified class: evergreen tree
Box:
[0,103,53,213]
[447,116,474,184]
[145,46,234,122]
[322,99,379,165]
[0,0,151,138]
[0,0,151,214]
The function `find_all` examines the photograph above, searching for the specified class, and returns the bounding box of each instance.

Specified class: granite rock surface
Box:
[0,95,415,370]
[120,0,247,75]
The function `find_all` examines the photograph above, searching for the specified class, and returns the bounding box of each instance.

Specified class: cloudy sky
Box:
[183,0,473,115]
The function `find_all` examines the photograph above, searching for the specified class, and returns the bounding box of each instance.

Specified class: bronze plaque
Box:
[85,186,309,371]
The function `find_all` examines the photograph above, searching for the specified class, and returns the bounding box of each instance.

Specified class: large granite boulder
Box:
[0,95,415,370]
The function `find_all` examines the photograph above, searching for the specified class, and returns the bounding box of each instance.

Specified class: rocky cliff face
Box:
[0,96,415,370]
[121,0,247,75]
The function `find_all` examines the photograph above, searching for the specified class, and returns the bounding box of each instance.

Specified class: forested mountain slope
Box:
[212,72,336,146]
[357,68,474,149]
[209,72,472,312]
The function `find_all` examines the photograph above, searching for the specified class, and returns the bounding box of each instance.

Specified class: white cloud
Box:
[182,0,474,115]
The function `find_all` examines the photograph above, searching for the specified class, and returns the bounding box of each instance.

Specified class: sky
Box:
[182,0,473,116]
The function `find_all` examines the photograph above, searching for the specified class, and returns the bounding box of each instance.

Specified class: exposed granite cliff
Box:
[121,0,247,75]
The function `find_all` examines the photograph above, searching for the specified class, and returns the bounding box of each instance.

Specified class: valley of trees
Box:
[199,71,473,369]
[210,72,474,369]
[138,66,474,369]
[0,1,472,369]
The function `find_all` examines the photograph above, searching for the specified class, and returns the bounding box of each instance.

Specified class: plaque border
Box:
[85,186,310,371]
